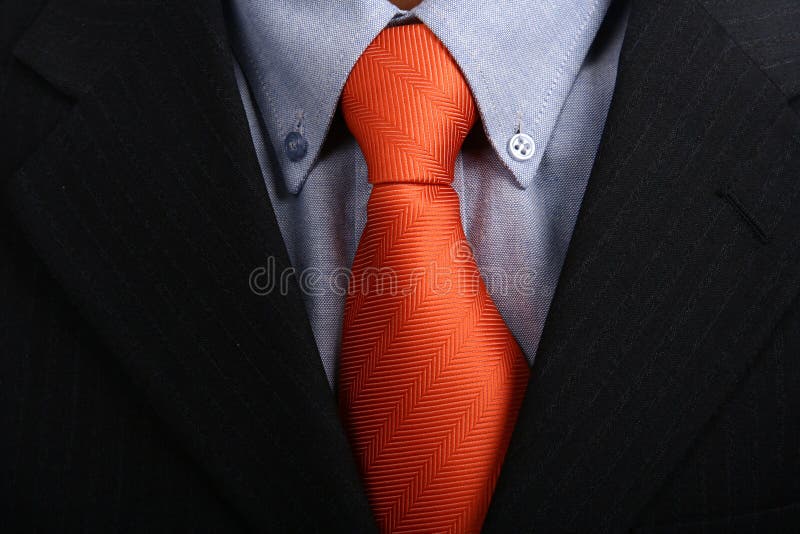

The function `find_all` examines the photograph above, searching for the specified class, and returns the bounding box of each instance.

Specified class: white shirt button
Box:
[508,132,535,161]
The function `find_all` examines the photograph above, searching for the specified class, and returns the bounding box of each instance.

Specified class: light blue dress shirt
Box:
[227,0,629,387]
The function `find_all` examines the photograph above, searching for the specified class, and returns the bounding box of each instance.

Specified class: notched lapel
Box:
[485,0,800,532]
[9,1,374,531]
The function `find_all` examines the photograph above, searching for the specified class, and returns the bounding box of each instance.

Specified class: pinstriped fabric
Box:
[338,24,530,533]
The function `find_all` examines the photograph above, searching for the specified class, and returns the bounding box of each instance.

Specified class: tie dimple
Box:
[338,24,530,534]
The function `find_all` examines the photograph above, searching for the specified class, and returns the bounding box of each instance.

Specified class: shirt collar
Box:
[228,0,611,194]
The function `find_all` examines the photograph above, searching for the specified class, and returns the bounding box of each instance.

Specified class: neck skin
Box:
[389,0,423,8]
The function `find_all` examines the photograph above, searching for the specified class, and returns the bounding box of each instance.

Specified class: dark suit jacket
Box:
[2,0,800,532]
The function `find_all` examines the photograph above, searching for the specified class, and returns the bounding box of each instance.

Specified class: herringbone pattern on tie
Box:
[338,24,530,534]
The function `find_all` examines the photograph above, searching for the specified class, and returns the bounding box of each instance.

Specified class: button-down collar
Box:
[227,0,611,193]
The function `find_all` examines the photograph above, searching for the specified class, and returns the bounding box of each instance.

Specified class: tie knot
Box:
[342,24,476,185]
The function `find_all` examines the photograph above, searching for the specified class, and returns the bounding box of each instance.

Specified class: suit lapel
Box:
[484,0,800,532]
[9,1,374,531]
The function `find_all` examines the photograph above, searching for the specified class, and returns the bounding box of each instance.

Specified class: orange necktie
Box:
[338,24,530,534]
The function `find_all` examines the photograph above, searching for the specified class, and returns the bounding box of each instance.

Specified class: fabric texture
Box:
[3,0,800,532]
[228,0,628,385]
[337,24,529,533]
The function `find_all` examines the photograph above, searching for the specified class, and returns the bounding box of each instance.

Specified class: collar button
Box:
[284,131,308,162]
[508,132,535,162]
